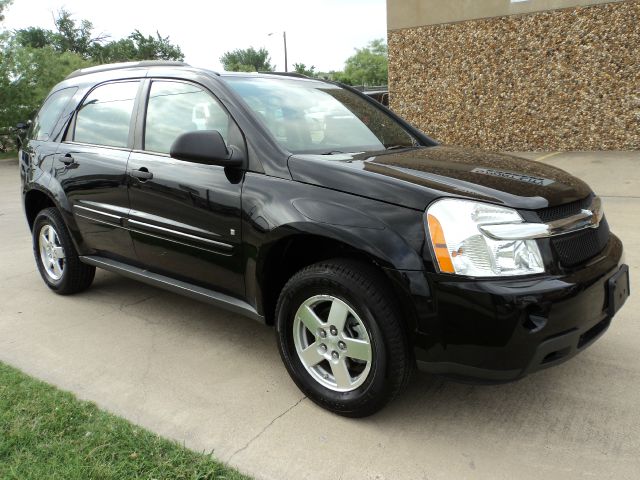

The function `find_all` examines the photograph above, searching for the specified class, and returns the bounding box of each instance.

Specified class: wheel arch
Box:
[23,184,84,254]
[24,188,57,231]
[253,226,423,332]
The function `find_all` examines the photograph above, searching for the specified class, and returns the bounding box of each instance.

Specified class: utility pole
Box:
[269,31,288,72]
[283,31,288,72]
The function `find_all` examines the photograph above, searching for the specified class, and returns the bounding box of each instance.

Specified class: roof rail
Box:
[65,60,190,80]
[258,71,310,79]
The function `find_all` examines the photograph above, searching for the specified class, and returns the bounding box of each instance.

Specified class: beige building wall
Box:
[387,0,639,151]
[388,0,625,28]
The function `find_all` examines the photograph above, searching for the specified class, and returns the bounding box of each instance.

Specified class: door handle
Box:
[58,153,75,165]
[130,167,153,181]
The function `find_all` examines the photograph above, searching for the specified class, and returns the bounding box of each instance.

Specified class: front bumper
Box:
[386,234,629,383]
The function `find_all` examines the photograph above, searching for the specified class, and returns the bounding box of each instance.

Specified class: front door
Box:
[55,80,141,262]
[126,80,244,297]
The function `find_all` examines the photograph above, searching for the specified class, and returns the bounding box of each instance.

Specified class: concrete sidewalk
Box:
[1,152,639,480]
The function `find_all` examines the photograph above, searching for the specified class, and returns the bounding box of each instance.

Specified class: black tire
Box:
[32,207,95,295]
[275,259,413,417]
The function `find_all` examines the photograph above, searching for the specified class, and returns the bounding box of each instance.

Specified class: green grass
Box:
[0,150,17,160]
[0,362,250,480]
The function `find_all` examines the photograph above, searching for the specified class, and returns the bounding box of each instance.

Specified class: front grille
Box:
[528,194,610,267]
[550,216,610,267]
[536,195,594,223]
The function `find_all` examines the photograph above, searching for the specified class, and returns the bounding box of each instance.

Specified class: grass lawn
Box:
[0,362,250,480]
[0,151,17,160]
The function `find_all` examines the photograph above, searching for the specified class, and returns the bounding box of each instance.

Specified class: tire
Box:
[32,207,95,295]
[275,259,413,417]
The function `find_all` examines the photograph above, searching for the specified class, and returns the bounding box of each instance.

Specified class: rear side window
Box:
[32,87,77,141]
[144,81,230,154]
[74,81,139,148]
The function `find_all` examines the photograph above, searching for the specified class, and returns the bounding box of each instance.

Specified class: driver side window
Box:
[144,81,230,154]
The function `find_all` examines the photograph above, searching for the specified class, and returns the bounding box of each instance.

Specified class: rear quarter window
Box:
[31,87,78,141]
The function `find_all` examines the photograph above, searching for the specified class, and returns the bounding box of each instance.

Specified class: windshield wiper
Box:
[320,150,345,155]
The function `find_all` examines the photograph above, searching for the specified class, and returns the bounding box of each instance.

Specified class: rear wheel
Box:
[275,259,412,417]
[32,207,95,294]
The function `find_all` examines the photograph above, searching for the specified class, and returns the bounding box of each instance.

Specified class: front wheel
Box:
[275,259,412,417]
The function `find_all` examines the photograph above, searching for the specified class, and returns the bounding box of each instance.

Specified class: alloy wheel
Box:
[39,224,66,281]
[293,295,372,392]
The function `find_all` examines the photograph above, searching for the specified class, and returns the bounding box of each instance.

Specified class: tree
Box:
[13,9,183,63]
[343,38,388,86]
[92,30,183,63]
[0,8,184,150]
[332,71,354,85]
[14,27,54,49]
[220,47,274,72]
[0,42,89,140]
[52,9,103,58]
[293,63,316,77]
[314,70,354,85]
[0,0,12,23]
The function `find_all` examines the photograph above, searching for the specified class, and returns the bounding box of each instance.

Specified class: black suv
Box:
[20,61,629,416]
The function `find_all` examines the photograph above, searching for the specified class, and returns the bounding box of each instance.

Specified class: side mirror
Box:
[169,130,243,168]
[16,122,30,131]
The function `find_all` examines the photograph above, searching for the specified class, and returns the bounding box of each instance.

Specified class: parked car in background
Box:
[19,61,629,416]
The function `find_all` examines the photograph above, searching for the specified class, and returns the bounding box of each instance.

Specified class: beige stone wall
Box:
[388,0,640,151]
[388,0,624,29]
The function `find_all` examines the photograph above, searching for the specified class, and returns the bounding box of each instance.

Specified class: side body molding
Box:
[80,256,263,322]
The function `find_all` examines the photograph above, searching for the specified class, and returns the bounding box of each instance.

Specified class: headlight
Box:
[426,198,544,277]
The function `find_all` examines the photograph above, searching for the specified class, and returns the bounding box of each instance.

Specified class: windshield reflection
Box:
[224,77,416,154]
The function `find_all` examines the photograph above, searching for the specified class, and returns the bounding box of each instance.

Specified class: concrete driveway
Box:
[1,152,638,480]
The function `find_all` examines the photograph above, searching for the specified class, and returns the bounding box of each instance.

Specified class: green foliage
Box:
[314,40,388,87]
[0,0,12,23]
[92,30,184,63]
[220,47,274,72]
[293,62,316,77]
[314,70,354,85]
[14,27,54,49]
[0,361,250,479]
[0,8,184,150]
[0,41,90,138]
[12,9,183,63]
[52,9,101,58]
[343,38,388,87]
[332,71,355,85]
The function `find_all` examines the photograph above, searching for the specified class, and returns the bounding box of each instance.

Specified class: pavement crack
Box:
[119,294,160,310]
[135,326,158,423]
[227,395,306,463]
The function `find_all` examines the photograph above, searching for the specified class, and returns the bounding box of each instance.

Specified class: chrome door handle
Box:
[58,153,75,165]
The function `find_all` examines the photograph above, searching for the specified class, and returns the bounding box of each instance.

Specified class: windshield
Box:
[224,76,417,154]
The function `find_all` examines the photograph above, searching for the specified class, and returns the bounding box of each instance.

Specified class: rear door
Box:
[54,80,141,262]
[126,79,244,296]
[20,86,78,184]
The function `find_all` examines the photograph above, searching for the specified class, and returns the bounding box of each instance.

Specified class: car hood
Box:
[288,146,592,211]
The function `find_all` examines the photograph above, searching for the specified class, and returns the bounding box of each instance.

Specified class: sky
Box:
[2,0,388,72]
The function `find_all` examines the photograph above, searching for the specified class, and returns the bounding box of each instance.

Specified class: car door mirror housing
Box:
[169,130,243,167]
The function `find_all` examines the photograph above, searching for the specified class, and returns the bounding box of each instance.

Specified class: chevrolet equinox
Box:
[19,61,630,416]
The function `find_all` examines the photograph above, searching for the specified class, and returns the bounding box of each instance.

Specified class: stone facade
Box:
[388,0,639,150]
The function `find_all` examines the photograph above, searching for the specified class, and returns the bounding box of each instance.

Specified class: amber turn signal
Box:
[427,214,455,273]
